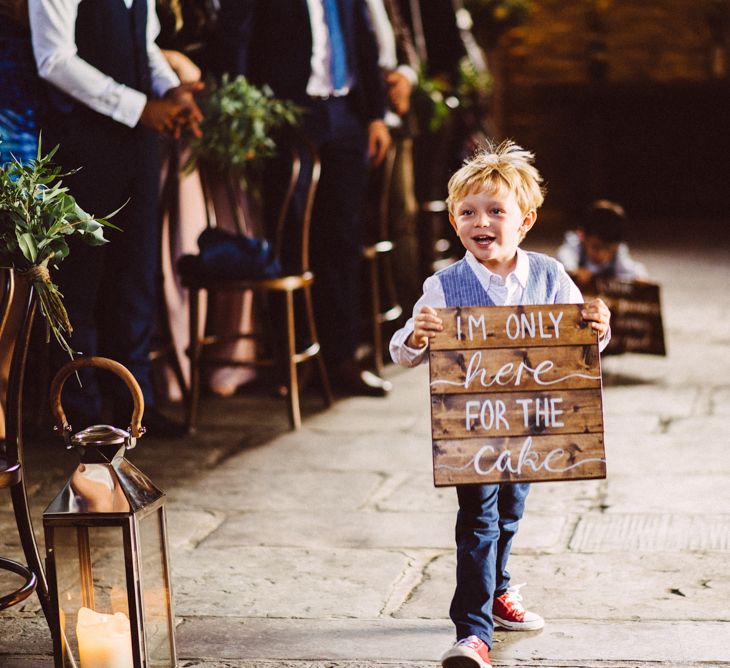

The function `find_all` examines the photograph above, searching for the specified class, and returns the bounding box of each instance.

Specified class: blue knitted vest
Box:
[436,252,561,307]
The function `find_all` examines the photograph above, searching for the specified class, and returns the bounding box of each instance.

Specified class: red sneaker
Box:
[493,583,544,631]
[441,635,492,667]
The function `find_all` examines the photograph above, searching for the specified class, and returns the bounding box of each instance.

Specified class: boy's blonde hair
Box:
[446,140,546,215]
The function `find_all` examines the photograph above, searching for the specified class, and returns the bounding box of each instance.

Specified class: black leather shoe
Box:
[331,361,393,398]
[141,407,187,439]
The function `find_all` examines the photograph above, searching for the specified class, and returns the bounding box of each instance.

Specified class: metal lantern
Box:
[43,357,176,668]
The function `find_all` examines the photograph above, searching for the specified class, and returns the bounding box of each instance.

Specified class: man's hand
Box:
[582,298,611,339]
[164,82,204,138]
[386,70,412,115]
[138,99,187,135]
[367,119,391,167]
[408,306,443,348]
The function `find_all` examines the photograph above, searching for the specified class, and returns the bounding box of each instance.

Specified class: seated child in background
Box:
[390,141,611,668]
[557,199,649,288]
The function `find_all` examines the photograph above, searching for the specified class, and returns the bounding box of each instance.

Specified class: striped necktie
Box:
[322,0,348,90]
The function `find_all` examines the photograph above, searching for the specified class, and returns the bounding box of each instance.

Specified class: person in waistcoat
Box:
[28,0,203,435]
[390,141,611,667]
[216,0,394,397]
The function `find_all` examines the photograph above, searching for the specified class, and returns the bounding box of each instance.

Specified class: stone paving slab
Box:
[172,546,412,618]
[180,662,729,668]
[396,550,730,622]
[602,432,730,476]
[175,617,730,664]
[175,617,451,662]
[603,473,730,514]
[570,513,730,552]
[169,469,386,513]
[199,511,455,550]
[228,429,433,475]
[198,510,566,553]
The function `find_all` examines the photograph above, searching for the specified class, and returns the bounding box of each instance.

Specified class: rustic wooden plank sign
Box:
[581,278,666,356]
[429,305,606,486]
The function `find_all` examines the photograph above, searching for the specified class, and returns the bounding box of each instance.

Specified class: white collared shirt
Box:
[305,0,353,97]
[390,248,608,367]
[28,0,180,128]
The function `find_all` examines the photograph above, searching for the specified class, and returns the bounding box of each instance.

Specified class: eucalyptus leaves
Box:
[0,142,117,355]
[186,74,302,176]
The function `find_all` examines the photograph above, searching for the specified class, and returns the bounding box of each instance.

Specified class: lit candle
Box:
[76,606,133,668]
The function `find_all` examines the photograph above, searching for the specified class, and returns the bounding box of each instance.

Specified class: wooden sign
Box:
[429,305,606,486]
[581,278,666,356]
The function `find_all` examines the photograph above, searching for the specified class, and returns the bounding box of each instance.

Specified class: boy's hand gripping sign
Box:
[429,305,607,486]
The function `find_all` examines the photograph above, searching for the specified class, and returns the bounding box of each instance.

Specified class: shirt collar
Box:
[464,249,529,289]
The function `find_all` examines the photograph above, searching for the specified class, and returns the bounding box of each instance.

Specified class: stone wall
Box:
[500,0,725,87]
[485,1,730,222]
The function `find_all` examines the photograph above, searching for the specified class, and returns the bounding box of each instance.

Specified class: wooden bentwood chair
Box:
[0,269,52,622]
[362,143,402,377]
[182,135,333,431]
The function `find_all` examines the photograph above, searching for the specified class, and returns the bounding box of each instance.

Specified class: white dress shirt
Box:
[29,0,179,128]
[305,0,353,97]
[390,249,610,367]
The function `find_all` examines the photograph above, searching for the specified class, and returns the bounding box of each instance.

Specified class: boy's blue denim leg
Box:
[495,482,531,596]
[450,482,531,647]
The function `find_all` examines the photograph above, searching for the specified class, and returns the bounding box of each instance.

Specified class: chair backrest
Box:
[270,131,321,275]
[0,269,37,469]
[196,130,322,278]
[364,142,397,244]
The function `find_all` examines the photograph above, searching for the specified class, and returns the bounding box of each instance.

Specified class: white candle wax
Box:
[76,606,134,668]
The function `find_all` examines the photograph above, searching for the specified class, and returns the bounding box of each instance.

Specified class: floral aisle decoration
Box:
[185,74,302,177]
[0,142,117,356]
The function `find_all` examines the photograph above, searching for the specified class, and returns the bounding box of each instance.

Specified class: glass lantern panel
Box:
[51,525,133,666]
[138,508,172,666]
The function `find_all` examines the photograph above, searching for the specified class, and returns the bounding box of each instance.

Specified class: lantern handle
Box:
[50,356,145,440]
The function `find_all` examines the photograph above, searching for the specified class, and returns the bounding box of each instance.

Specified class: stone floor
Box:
[1,223,729,667]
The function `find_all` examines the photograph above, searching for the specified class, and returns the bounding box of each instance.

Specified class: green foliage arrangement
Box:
[0,142,117,355]
[457,56,494,109]
[412,57,493,134]
[411,74,454,134]
[186,74,302,176]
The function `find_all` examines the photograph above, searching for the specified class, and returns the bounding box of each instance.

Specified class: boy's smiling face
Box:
[450,186,536,277]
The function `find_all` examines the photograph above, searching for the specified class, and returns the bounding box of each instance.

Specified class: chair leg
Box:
[369,256,385,378]
[284,290,301,430]
[10,481,52,623]
[186,288,202,434]
[304,286,333,406]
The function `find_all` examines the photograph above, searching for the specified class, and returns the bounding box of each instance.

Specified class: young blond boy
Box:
[390,141,611,668]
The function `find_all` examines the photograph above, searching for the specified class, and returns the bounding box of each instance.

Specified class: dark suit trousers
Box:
[43,111,161,426]
[289,96,369,366]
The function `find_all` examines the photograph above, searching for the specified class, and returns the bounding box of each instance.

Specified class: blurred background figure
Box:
[0,0,38,163]
[216,0,393,397]
[365,0,422,312]
[557,199,649,288]
[0,0,38,453]
[28,0,202,436]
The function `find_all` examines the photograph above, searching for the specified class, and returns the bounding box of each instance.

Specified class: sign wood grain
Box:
[429,305,606,486]
[581,278,666,356]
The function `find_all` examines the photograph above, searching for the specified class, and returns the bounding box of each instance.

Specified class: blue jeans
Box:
[450,482,531,648]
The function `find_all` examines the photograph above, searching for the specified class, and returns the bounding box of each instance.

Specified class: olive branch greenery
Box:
[185,74,302,177]
[0,140,119,357]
